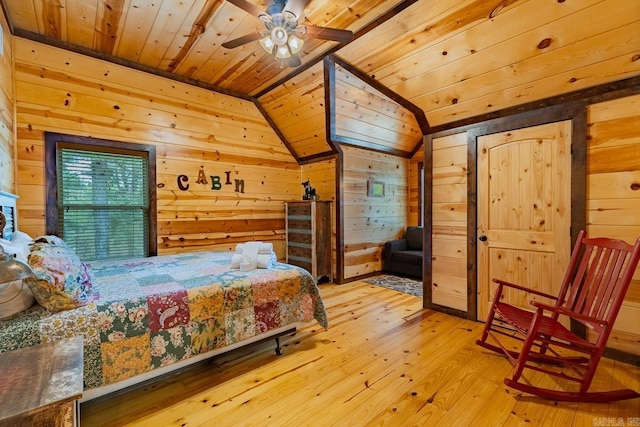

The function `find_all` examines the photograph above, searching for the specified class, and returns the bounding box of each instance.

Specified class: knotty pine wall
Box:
[586,93,640,356]
[342,146,408,280]
[0,8,14,194]
[430,133,468,312]
[13,38,303,259]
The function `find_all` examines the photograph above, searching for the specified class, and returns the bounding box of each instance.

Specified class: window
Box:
[45,133,157,261]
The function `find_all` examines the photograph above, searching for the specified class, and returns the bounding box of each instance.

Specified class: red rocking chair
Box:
[476,230,640,402]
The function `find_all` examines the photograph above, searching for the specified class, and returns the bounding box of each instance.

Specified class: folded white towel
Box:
[258,242,273,254]
[232,242,277,270]
[236,242,273,254]
[257,252,277,269]
[241,241,261,271]
[230,253,243,269]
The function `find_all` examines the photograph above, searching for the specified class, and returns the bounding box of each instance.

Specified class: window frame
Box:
[44,132,157,257]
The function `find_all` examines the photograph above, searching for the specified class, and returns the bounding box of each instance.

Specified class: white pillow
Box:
[0,238,30,264]
[11,230,34,245]
[0,279,35,319]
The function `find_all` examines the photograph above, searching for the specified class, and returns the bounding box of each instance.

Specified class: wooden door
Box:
[477,121,572,322]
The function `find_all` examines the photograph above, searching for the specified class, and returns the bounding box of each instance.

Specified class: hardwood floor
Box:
[81,281,640,426]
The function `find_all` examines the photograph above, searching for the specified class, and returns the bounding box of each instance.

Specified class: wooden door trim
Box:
[423,102,587,320]
[467,103,587,321]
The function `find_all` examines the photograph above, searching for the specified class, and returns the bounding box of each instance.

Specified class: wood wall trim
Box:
[253,100,301,164]
[44,132,158,257]
[299,152,338,165]
[422,135,433,310]
[0,0,13,32]
[335,152,345,284]
[323,56,341,156]
[332,135,412,158]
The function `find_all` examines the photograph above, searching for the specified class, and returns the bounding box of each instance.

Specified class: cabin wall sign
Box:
[177,169,245,193]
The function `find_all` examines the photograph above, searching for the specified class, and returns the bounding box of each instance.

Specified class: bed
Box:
[0,192,328,401]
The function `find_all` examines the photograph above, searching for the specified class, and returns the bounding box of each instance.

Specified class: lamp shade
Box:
[259,36,275,54]
[274,44,291,59]
[287,35,304,54]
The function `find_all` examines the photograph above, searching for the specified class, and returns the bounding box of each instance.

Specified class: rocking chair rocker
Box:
[476,230,640,402]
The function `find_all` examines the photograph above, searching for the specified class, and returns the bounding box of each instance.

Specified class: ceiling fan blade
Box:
[283,0,312,19]
[304,25,353,43]
[226,0,266,19]
[287,53,302,68]
[222,32,263,49]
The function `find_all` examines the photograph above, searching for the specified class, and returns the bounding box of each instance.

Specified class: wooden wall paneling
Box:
[259,63,331,160]
[341,0,520,80]
[586,93,640,357]
[386,0,607,92]
[0,7,14,194]
[341,146,408,280]
[420,22,640,126]
[377,0,587,89]
[340,0,640,128]
[13,38,301,256]
[428,132,468,313]
[334,64,421,154]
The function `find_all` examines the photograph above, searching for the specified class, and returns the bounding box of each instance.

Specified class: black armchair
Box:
[383,226,423,279]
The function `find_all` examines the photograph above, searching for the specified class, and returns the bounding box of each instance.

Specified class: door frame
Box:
[423,102,587,321]
[467,104,587,322]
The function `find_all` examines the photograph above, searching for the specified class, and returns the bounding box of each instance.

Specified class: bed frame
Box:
[0,191,301,402]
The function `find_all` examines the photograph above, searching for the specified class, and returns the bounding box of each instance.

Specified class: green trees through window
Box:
[45,133,157,261]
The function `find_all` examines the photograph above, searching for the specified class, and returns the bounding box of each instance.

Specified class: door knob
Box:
[478,235,488,242]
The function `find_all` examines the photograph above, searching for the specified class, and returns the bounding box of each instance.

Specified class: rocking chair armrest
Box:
[529,301,610,326]
[492,278,558,300]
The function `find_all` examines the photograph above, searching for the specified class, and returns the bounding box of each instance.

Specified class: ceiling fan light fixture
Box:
[287,34,304,54]
[271,26,288,46]
[274,44,291,59]
[259,35,275,54]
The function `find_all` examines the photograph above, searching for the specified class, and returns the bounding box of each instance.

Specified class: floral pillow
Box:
[25,241,98,312]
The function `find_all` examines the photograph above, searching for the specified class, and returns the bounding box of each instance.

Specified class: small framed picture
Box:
[368,181,385,197]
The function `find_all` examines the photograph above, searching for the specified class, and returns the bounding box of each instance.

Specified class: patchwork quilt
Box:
[0,251,328,390]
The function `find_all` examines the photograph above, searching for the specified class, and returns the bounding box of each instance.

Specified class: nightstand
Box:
[0,335,84,427]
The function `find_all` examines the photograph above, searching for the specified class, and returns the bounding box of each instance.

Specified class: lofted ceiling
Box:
[2,0,638,161]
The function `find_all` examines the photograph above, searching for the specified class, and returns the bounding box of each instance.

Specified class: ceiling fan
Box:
[222,0,354,68]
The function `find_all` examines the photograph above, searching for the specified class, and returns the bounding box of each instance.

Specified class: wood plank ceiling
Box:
[2,0,639,160]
